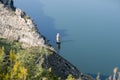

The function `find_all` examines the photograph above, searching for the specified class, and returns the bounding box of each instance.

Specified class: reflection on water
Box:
[56,43,61,52]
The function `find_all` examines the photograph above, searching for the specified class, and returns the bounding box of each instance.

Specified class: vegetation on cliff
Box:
[0,38,81,80]
[0,38,61,80]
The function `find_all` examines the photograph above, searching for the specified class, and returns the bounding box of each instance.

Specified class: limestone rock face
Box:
[0,3,45,48]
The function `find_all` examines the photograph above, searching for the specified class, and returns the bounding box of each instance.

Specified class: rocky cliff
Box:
[0,3,46,48]
[0,0,94,80]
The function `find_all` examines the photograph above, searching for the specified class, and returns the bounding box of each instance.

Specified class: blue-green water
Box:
[14,0,120,75]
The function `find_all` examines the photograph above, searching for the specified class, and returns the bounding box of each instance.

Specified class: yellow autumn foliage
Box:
[66,74,75,80]
[0,46,60,80]
[9,50,16,64]
[0,48,28,80]
[19,66,27,80]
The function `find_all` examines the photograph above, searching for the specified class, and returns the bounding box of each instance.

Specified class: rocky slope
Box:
[0,2,46,48]
[0,0,94,80]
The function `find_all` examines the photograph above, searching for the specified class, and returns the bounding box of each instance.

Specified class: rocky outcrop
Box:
[0,3,46,48]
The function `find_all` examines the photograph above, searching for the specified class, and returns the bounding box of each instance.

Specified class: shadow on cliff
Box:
[14,0,67,47]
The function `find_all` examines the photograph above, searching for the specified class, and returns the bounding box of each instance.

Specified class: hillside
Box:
[0,0,94,80]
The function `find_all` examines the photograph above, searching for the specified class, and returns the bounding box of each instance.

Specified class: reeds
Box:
[97,67,120,80]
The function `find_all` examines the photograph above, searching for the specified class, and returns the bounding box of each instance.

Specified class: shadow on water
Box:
[56,43,61,53]
[14,0,67,48]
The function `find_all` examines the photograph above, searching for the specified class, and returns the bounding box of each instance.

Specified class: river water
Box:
[14,0,120,75]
